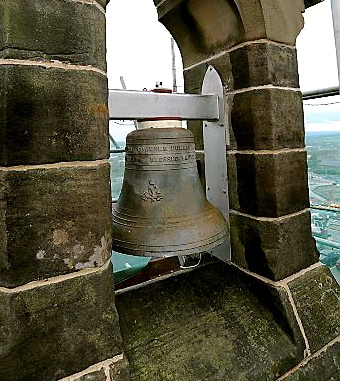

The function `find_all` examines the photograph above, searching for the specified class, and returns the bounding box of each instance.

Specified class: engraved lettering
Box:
[127,145,168,153]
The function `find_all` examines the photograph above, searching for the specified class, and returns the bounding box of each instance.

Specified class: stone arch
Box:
[157,0,245,67]
[157,0,305,68]
[235,0,305,44]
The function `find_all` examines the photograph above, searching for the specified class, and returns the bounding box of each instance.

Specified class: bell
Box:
[112,127,228,257]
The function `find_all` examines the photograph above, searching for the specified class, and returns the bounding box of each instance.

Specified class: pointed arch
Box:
[156,0,305,67]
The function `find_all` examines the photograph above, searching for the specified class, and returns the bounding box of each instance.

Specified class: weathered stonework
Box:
[0,0,125,379]
[116,262,306,381]
[184,42,299,95]
[280,339,340,381]
[157,0,245,67]
[0,65,109,166]
[0,0,106,70]
[228,43,299,90]
[0,262,122,381]
[287,265,340,353]
[183,43,303,154]
[0,0,333,379]
[0,162,112,288]
[156,0,305,68]
[227,150,310,218]
[230,210,319,280]
[70,369,107,381]
[229,89,305,151]
[55,356,131,381]
[109,356,131,381]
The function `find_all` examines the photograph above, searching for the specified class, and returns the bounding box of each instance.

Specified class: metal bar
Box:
[109,134,120,149]
[302,86,339,100]
[331,0,340,92]
[311,204,340,213]
[315,236,340,250]
[171,38,177,93]
[108,89,219,121]
[110,149,125,154]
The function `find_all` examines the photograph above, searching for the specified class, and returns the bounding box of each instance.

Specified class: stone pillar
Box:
[0,0,129,380]
[155,0,319,281]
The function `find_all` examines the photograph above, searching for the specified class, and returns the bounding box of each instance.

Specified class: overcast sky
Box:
[106,0,340,136]
[106,0,338,91]
[106,0,183,91]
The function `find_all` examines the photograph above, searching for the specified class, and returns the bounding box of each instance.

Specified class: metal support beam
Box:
[109,90,219,121]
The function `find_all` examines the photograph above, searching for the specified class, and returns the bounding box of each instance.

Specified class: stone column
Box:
[155,0,319,281]
[0,0,129,379]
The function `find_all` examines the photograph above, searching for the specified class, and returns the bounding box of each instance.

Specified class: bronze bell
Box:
[112,127,228,257]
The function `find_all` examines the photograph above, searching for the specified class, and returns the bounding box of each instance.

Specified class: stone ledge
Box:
[279,337,340,381]
[287,265,340,353]
[116,262,306,381]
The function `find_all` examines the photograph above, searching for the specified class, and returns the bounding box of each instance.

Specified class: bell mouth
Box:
[112,203,229,257]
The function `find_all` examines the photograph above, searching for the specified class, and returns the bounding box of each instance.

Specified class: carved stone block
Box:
[0,65,108,166]
[230,210,319,280]
[0,0,106,70]
[227,150,309,218]
[0,163,112,287]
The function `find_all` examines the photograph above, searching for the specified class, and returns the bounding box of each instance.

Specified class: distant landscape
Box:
[302,129,340,283]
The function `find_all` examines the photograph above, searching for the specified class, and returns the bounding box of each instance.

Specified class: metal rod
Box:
[110,149,125,154]
[311,204,340,213]
[109,134,120,149]
[302,86,339,100]
[315,236,340,250]
[331,0,340,92]
[171,38,177,93]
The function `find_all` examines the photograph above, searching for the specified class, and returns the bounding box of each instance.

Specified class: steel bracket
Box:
[201,66,231,263]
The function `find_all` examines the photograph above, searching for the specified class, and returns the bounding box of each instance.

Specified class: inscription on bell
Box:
[127,143,195,153]
[149,154,196,163]
[127,145,168,153]
[126,142,196,166]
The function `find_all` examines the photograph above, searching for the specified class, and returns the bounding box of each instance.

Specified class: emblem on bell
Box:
[112,127,229,257]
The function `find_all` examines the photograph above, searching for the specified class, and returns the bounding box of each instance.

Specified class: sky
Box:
[296,0,338,92]
[106,0,340,136]
[106,0,183,92]
[296,0,340,132]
